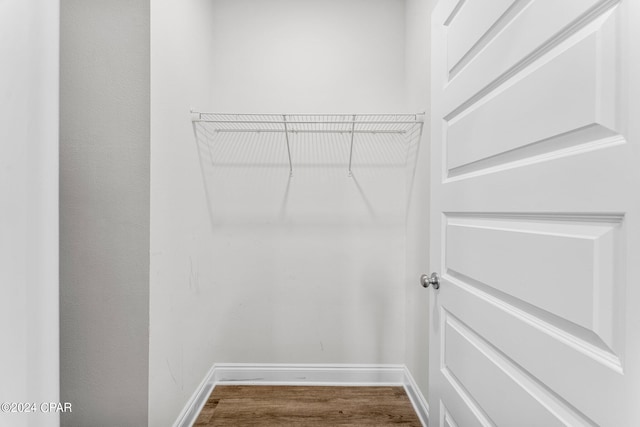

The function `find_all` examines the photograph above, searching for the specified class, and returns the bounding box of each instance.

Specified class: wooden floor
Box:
[194,385,422,426]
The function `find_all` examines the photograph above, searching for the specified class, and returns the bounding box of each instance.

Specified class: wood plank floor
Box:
[194,385,422,426]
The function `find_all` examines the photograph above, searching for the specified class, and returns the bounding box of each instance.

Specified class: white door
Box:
[429,0,640,426]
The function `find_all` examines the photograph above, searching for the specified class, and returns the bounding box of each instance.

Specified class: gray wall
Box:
[59,1,150,426]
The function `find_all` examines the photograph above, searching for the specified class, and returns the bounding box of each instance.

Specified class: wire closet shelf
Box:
[191,112,425,176]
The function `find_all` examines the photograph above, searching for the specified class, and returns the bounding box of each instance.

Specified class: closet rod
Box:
[212,129,408,134]
[195,112,426,116]
[193,119,422,125]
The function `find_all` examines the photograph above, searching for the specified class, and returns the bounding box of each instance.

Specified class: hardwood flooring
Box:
[194,385,422,426]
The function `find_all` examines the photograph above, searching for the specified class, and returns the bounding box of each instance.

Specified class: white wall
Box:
[208,0,406,113]
[150,0,410,425]
[0,1,60,426]
[404,0,432,400]
[59,1,150,426]
[149,1,218,425]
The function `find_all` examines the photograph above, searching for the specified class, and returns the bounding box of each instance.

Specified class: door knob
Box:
[420,272,440,290]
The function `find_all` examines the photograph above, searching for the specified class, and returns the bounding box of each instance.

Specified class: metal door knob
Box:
[420,272,440,289]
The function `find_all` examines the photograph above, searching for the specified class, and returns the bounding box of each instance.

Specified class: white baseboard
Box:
[403,366,430,426]
[213,363,406,386]
[172,364,216,427]
[174,363,429,427]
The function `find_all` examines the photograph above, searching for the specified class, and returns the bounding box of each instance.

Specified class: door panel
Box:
[430,0,640,425]
[441,404,462,427]
[443,0,610,113]
[447,28,614,174]
[440,372,490,427]
[443,311,593,426]
[445,0,517,75]
[445,214,621,347]
[441,275,624,414]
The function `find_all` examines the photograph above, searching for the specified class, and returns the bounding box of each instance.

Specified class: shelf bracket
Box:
[347,114,356,177]
[282,115,293,177]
